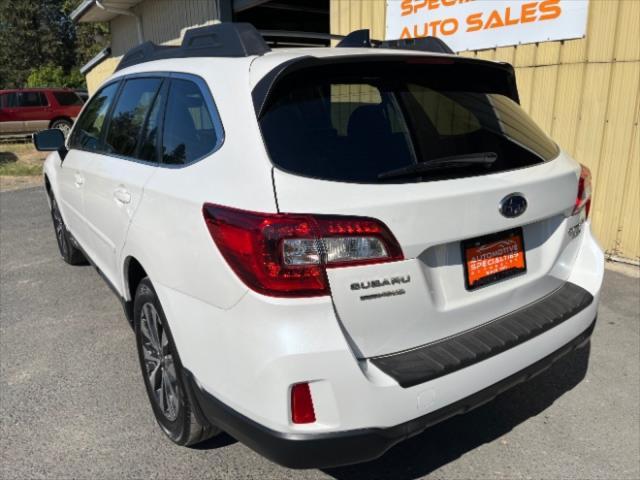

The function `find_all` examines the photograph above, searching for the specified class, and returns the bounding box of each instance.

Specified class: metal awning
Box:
[71,0,144,22]
[71,0,272,23]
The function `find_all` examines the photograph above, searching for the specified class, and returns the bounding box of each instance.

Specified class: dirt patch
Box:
[0,175,44,192]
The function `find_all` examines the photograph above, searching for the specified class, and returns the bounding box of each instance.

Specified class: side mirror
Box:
[33,129,69,162]
[33,129,66,151]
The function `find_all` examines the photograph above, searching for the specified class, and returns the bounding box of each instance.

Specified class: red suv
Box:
[0,88,84,137]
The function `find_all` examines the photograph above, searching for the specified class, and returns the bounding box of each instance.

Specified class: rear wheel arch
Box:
[124,256,148,302]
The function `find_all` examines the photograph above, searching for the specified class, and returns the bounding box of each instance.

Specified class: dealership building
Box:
[71,0,639,262]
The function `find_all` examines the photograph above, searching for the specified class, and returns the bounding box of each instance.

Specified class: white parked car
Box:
[35,23,603,469]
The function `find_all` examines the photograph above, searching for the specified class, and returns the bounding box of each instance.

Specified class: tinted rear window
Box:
[259,62,559,183]
[162,79,218,165]
[53,91,83,106]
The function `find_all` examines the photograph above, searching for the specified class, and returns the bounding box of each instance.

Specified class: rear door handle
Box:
[74,172,84,187]
[113,187,131,204]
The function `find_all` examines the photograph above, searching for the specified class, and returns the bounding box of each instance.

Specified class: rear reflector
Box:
[291,383,315,424]
[202,204,403,297]
[573,164,592,218]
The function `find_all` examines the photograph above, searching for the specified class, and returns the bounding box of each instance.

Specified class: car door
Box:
[17,91,50,133]
[81,76,164,291]
[0,92,22,134]
[60,81,121,250]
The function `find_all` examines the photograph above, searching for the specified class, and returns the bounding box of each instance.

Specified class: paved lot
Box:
[1,186,639,480]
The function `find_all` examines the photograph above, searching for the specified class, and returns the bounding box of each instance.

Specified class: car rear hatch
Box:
[256,54,583,358]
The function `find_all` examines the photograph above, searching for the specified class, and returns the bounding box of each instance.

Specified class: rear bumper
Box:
[186,317,596,469]
[371,282,594,387]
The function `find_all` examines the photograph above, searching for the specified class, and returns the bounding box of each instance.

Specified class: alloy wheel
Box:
[140,302,180,421]
[55,122,71,137]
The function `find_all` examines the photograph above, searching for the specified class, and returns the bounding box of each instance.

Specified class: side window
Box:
[53,91,83,106]
[18,92,48,107]
[104,78,162,158]
[3,93,18,107]
[69,82,119,152]
[162,79,218,165]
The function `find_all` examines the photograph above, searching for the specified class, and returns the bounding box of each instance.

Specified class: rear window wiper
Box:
[377,152,498,180]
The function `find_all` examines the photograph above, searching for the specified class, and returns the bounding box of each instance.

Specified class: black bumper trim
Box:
[371,282,593,388]
[185,317,596,469]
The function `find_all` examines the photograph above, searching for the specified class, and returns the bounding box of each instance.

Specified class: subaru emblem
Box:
[499,193,527,218]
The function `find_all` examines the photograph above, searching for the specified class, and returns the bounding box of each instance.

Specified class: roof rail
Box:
[334,28,453,54]
[258,28,452,54]
[115,23,270,72]
[258,30,344,47]
[114,23,455,72]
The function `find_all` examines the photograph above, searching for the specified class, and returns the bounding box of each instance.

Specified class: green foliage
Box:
[63,0,110,67]
[0,0,109,88]
[26,65,84,88]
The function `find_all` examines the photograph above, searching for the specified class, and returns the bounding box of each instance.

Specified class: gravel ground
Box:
[1,186,639,480]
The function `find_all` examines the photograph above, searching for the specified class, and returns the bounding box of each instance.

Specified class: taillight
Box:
[202,204,403,297]
[573,164,592,218]
[291,382,315,424]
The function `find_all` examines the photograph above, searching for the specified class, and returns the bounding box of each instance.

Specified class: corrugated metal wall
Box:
[110,0,220,56]
[331,0,640,261]
[86,0,220,92]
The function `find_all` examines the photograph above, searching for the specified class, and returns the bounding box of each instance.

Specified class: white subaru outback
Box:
[35,23,603,468]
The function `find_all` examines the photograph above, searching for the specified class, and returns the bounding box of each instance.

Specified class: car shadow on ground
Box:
[192,432,238,450]
[322,344,591,480]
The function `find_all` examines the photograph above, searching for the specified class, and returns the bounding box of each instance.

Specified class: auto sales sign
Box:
[386,0,590,52]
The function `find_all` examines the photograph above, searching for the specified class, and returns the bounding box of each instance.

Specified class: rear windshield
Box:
[259,62,559,183]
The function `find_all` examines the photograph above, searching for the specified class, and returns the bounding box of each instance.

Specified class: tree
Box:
[0,0,109,88]
[62,0,109,67]
[26,65,84,88]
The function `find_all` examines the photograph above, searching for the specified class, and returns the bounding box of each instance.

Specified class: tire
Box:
[50,119,72,137]
[49,193,87,265]
[134,277,220,446]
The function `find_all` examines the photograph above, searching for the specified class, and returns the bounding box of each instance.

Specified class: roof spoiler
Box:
[252,55,520,118]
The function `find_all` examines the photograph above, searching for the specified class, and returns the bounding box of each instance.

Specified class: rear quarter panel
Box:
[119,59,278,310]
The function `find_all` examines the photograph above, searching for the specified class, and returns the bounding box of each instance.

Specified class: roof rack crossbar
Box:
[379,36,454,55]
[116,23,270,72]
[259,30,345,43]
